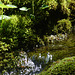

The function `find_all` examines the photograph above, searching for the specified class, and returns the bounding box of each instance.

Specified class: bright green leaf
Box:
[19,7,30,11]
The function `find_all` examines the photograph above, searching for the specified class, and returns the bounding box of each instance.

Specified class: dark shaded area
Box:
[32,8,68,37]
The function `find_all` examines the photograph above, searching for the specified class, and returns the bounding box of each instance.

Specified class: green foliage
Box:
[0,3,17,8]
[0,15,36,51]
[0,9,2,15]
[0,0,17,28]
[31,0,73,36]
[63,34,75,47]
[65,38,74,47]
[60,0,71,16]
[0,41,10,52]
[53,19,72,33]
[69,0,75,33]
[0,0,74,74]
[0,0,73,35]
[0,41,18,72]
[37,36,45,45]
[1,0,31,4]
[39,56,75,75]
[47,0,58,10]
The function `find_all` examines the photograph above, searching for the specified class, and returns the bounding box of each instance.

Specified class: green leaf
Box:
[6,4,17,8]
[40,5,49,9]
[0,15,11,20]
[30,14,35,19]
[0,4,9,8]
[0,4,17,8]
[19,7,30,11]
[3,59,8,62]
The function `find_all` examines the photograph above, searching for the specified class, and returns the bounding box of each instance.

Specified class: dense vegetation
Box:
[0,0,75,74]
[39,56,75,75]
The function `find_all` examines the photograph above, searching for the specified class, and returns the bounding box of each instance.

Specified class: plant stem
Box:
[32,0,34,15]
[1,8,3,28]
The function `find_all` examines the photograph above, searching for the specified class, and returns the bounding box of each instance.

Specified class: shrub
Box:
[53,19,72,34]
[0,15,36,51]
[0,41,18,73]
[39,56,75,75]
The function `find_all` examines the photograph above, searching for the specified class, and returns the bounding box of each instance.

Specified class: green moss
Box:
[0,15,36,51]
[0,41,19,72]
[39,56,75,75]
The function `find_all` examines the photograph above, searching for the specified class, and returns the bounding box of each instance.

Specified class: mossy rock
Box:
[39,56,75,75]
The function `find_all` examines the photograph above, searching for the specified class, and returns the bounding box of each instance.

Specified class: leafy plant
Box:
[39,56,75,75]
[0,15,36,51]
[19,7,30,11]
[53,19,72,33]
[0,41,18,73]
[0,1,17,27]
